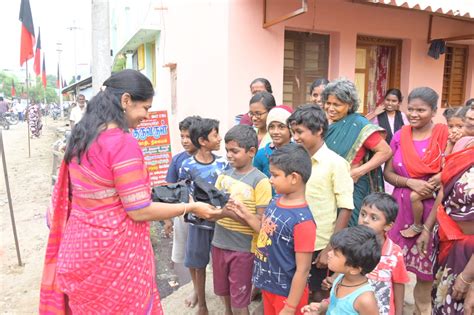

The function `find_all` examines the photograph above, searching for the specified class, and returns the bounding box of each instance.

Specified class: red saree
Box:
[40,129,163,314]
[437,146,474,263]
[39,161,72,314]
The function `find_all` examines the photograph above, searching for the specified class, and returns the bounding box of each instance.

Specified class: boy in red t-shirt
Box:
[230,143,316,315]
[322,192,409,315]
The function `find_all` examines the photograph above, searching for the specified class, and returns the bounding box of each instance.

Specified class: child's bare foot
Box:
[401,224,423,238]
[185,292,198,308]
[196,306,208,315]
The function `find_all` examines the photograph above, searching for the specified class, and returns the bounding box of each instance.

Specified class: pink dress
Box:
[56,128,163,314]
[387,131,435,281]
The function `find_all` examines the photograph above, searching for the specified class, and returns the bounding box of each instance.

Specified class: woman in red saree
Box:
[417,106,474,315]
[39,70,220,314]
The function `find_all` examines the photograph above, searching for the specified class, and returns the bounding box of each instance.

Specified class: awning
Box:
[61,76,92,94]
[364,0,474,19]
[112,29,160,70]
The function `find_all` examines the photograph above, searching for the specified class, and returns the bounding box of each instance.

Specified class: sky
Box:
[0,0,92,83]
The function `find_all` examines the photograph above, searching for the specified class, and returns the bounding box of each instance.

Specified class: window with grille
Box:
[442,45,468,107]
[283,31,329,108]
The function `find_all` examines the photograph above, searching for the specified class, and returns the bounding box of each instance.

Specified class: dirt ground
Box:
[0,118,416,314]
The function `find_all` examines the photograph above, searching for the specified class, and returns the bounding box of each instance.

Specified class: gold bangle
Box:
[183,204,188,216]
[422,224,432,233]
[395,175,400,187]
[460,272,473,285]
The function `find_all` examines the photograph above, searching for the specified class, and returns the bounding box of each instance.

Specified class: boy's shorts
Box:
[211,246,254,309]
[171,216,189,264]
[309,250,330,291]
[184,225,214,269]
[262,287,309,315]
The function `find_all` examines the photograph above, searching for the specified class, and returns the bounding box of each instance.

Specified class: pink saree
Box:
[40,128,162,314]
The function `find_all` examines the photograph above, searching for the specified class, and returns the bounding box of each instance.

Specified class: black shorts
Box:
[309,250,331,291]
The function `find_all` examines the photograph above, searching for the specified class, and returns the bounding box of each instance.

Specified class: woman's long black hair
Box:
[64,69,154,164]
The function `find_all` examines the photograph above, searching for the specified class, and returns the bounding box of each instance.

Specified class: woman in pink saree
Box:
[40,70,220,314]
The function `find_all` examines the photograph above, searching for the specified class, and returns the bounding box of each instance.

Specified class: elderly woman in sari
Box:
[384,87,449,314]
[39,70,220,314]
[417,105,474,315]
[322,78,392,227]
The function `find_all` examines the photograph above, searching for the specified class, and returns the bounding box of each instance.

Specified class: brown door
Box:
[283,31,329,108]
[355,36,402,114]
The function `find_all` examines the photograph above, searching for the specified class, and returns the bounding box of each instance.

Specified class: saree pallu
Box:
[432,147,474,315]
[326,113,385,226]
[40,161,72,314]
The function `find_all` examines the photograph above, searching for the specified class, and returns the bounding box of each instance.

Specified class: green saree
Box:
[325,113,385,226]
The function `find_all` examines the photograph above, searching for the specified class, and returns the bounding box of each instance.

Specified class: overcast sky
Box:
[0,0,92,82]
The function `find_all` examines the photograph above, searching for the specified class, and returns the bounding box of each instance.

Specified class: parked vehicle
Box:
[4,112,19,125]
[51,105,61,120]
[0,114,10,130]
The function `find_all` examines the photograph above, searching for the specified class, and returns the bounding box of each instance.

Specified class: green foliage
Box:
[0,71,59,103]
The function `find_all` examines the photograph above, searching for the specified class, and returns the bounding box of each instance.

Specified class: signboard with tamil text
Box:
[132,110,172,186]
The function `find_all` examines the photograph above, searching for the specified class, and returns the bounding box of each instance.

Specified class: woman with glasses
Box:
[239,78,273,126]
[248,91,276,148]
[384,87,449,314]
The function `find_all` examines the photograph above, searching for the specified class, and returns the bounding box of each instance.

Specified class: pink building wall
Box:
[163,0,473,153]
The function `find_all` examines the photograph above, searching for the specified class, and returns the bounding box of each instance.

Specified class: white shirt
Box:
[69,105,86,124]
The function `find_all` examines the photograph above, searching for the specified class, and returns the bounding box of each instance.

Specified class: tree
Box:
[0,71,59,103]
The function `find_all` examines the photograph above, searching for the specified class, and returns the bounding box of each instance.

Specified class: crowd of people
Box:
[40,69,473,315]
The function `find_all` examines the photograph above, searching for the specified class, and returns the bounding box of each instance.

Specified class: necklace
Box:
[339,279,368,288]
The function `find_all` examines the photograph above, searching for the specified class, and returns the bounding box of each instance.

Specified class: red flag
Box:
[33,28,41,76]
[42,53,47,88]
[19,0,36,66]
[11,80,16,97]
[56,64,60,88]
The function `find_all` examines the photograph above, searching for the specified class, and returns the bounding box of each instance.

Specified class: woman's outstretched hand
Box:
[190,202,222,220]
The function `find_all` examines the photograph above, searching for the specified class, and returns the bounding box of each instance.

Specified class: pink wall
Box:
[225,0,474,120]
[164,0,230,154]
[163,0,473,154]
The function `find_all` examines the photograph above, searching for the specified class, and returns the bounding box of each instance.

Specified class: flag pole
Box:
[0,129,23,266]
[25,60,31,158]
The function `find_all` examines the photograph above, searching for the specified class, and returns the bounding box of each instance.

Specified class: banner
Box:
[132,110,172,186]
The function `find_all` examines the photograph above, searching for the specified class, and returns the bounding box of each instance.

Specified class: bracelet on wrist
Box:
[422,224,432,233]
[460,272,473,285]
[182,203,188,216]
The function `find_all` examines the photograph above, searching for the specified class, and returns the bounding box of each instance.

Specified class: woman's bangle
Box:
[395,175,400,187]
[460,272,473,285]
[283,300,296,310]
[182,204,188,216]
[405,178,409,187]
[422,224,432,233]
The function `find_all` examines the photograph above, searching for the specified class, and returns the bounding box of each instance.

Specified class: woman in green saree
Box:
[322,78,392,226]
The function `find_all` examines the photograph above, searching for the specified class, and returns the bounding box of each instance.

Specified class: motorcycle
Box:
[0,114,10,130]
[51,106,61,120]
[4,112,19,125]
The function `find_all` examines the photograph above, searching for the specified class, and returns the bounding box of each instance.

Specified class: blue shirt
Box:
[327,275,374,315]
[253,142,274,178]
[252,198,315,297]
[166,151,191,183]
[178,154,228,229]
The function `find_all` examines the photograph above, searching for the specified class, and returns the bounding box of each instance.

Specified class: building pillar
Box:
[91,0,111,93]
